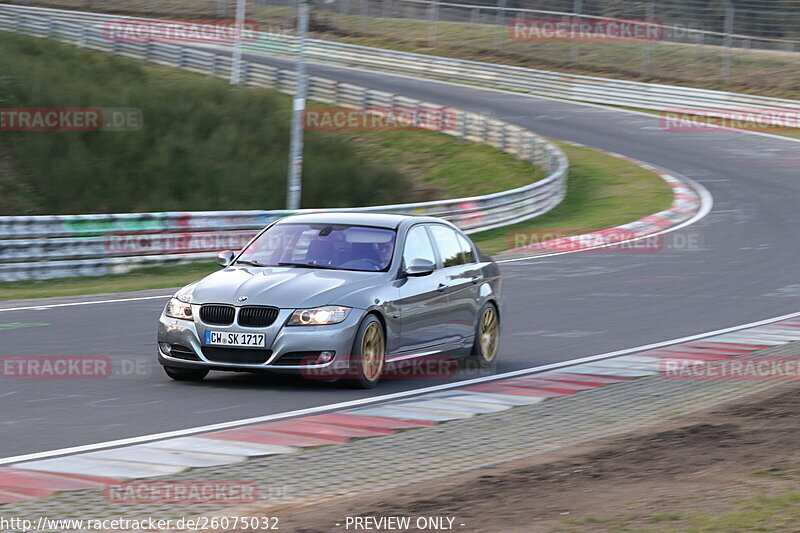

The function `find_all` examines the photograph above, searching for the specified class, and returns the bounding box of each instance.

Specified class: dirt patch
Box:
[237,382,800,532]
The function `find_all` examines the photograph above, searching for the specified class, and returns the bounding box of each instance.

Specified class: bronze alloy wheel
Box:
[360,321,385,382]
[479,306,499,362]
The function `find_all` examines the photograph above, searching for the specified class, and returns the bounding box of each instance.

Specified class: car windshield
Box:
[236,223,397,272]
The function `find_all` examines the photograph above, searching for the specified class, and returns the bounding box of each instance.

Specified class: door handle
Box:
[437,283,447,292]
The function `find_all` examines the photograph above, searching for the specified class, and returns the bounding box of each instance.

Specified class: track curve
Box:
[1,48,799,459]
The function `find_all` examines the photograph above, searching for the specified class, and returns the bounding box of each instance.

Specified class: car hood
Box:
[188,266,388,309]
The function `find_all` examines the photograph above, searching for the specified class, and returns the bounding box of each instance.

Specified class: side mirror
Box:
[216,250,235,267]
[404,258,435,277]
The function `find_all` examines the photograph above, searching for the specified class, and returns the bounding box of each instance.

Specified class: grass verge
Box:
[469,142,674,255]
[0,143,673,300]
[0,263,217,302]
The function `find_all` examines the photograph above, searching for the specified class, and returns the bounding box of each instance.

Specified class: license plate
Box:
[204,331,265,348]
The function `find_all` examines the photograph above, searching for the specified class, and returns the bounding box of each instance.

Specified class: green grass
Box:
[337,130,544,200]
[0,263,218,301]
[568,492,800,532]
[0,143,673,300]
[678,492,800,532]
[0,32,538,215]
[470,142,674,254]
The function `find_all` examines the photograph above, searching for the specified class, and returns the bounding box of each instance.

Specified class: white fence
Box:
[0,4,568,281]
[251,36,800,114]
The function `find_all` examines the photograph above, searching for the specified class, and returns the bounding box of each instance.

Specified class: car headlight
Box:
[287,306,351,326]
[165,298,193,320]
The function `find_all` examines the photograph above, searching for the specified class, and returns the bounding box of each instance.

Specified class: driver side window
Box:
[402,225,437,269]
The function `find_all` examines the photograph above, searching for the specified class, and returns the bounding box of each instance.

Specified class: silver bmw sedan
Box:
[157,212,502,388]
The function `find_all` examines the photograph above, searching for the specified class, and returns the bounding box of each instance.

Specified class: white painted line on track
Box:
[2,308,799,466]
[0,295,172,313]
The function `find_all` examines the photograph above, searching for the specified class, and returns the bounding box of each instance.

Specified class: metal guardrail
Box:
[0,5,568,282]
[254,37,800,114]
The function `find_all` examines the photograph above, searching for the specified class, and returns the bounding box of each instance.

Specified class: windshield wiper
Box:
[277,262,338,270]
[235,259,267,267]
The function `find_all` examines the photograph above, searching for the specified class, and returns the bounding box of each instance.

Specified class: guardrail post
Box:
[178,47,187,68]
[278,69,287,93]
[640,0,655,78]
[359,0,368,34]
[570,0,582,64]
[481,117,489,142]
[241,61,250,85]
[722,0,735,84]
[528,136,537,163]
[362,88,371,109]
[428,0,439,46]
[499,124,507,152]
[79,25,87,48]
[494,0,507,50]
[460,114,468,140]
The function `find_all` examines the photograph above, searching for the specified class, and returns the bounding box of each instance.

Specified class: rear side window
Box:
[402,225,436,268]
[457,233,476,263]
[429,225,465,267]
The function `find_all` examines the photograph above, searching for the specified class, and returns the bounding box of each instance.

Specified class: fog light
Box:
[317,351,335,364]
[159,342,171,354]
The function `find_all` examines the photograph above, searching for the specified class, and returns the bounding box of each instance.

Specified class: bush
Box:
[0,33,411,214]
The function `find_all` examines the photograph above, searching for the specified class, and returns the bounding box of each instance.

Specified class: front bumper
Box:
[157,305,363,374]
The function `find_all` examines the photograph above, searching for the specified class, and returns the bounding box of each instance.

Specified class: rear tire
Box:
[346,315,386,389]
[468,302,500,368]
[163,366,209,382]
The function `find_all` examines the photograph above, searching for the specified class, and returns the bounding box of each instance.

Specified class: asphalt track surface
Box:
[2,50,799,459]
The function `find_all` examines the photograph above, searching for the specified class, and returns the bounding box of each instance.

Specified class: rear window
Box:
[457,232,476,263]
[429,225,465,267]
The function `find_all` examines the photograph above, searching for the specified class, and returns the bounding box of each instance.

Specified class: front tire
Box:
[468,303,500,368]
[347,315,386,389]
[163,366,209,382]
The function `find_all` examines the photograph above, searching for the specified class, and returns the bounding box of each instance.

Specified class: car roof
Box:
[275,212,454,230]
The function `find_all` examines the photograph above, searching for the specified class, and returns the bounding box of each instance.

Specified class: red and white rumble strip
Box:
[504,143,704,257]
[1,314,799,504]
